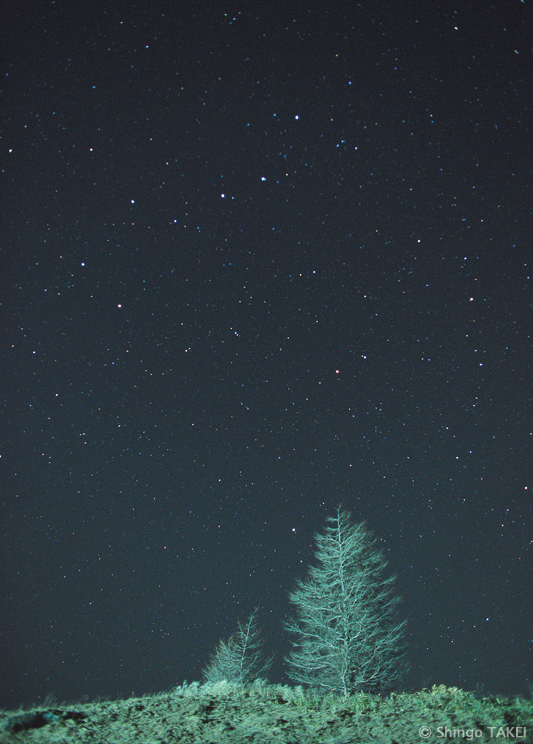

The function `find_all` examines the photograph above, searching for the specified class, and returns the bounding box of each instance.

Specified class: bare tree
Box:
[203,607,273,684]
[285,506,408,695]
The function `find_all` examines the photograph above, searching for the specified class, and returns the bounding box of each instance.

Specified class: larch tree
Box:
[285,506,408,695]
[203,607,273,684]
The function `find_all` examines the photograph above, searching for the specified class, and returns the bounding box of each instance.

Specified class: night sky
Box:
[1,0,532,709]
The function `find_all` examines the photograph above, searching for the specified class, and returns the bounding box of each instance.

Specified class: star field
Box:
[1,0,532,707]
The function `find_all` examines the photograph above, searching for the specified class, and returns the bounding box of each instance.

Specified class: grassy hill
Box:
[1,681,532,743]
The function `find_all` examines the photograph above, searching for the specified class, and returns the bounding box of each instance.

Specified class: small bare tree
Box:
[203,607,273,684]
[285,506,407,695]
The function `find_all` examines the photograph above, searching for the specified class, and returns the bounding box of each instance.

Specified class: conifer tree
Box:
[285,506,407,695]
[203,607,273,684]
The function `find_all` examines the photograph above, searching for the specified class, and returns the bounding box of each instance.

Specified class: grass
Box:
[0,681,532,743]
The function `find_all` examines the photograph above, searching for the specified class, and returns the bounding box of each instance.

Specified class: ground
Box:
[1,681,532,743]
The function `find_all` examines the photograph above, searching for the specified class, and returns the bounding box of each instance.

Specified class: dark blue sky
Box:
[1,0,531,708]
